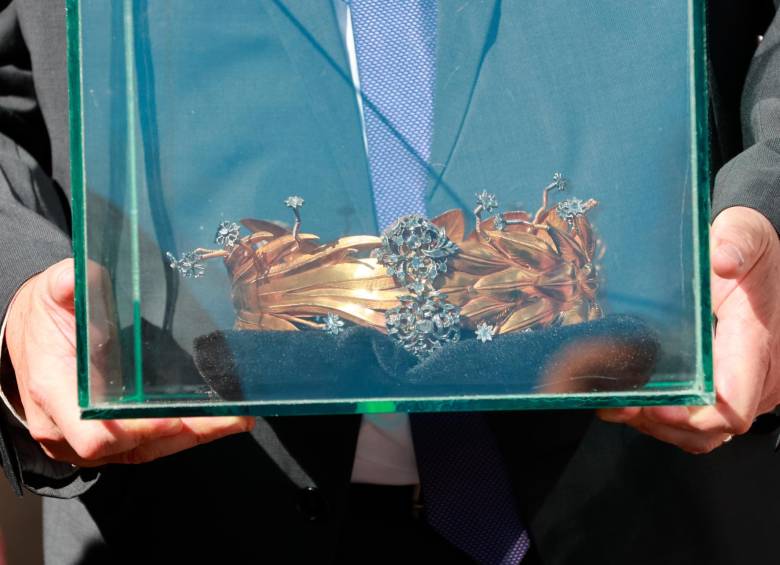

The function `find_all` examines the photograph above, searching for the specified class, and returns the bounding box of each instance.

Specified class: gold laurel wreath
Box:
[174,178,603,336]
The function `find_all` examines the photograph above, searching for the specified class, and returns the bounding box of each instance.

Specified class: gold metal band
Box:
[169,174,602,355]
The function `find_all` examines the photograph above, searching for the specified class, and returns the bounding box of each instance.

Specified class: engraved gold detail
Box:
[170,175,602,341]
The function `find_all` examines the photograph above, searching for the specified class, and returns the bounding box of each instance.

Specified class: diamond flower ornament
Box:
[167,172,601,355]
[166,251,205,279]
[475,322,496,343]
[552,172,567,191]
[476,190,499,213]
[556,198,588,222]
[323,313,345,335]
[215,221,241,248]
[375,215,459,295]
[284,195,304,209]
[385,293,461,358]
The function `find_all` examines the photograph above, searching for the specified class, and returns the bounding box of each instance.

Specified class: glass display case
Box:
[69,0,712,418]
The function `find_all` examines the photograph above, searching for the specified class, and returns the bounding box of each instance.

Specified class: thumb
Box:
[44,259,76,312]
[711,207,774,280]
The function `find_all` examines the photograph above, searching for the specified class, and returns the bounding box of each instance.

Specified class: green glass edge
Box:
[358,401,397,414]
[691,0,714,396]
[66,0,90,410]
[81,390,714,420]
[75,0,716,418]
[122,0,146,402]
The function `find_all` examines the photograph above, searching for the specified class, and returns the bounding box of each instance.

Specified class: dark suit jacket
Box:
[1,1,780,563]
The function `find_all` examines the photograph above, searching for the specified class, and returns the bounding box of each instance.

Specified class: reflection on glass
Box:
[72,0,711,416]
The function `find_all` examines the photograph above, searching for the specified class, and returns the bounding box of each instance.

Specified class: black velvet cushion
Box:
[194,326,417,400]
[193,315,660,401]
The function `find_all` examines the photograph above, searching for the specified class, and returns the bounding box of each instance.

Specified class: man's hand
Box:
[4,258,254,467]
[599,206,780,454]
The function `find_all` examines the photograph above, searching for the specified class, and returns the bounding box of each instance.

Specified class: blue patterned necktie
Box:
[349,0,433,227]
[349,1,530,563]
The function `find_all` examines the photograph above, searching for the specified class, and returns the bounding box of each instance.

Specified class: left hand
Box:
[598,206,780,454]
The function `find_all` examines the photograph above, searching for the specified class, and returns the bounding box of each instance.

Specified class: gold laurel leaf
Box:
[480,210,533,233]
[431,209,466,242]
[573,215,597,261]
[498,298,559,334]
[545,226,589,267]
[243,261,386,293]
[244,231,277,244]
[483,230,562,271]
[438,270,482,302]
[557,299,591,327]
[268,248,355,277]
[472,266,540,292]
[329,235,384,249]
[459,295,512,323]
[265,300,388,332]
[291,286,402,303]
[449,242,509,274]
[258,233,320,262]
[240,219,290,237]
[235,311,299,331]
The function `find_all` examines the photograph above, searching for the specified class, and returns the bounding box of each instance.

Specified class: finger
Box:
[629,418,732,454]
[20,391,69,459]
[639,292,768,437]
[14,355,178,467]
[711,207,773,280]
[706,247,773,434]
[608,404,727,436]
[44,259,76,312]
[596,407,641,423]
[22,266,225,463]
[25,349,186,461]
[706,298,768,434]
[61,417,254,467]
[85,260,119,353]
[639,358,763,436]
[55,413,185,463]
[52,386,186,461]
[640,405,699,427]
[105,416,255,465]
[8,313,70,448]
[639,405,737,435]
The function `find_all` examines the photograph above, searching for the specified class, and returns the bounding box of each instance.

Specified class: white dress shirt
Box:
[0,307,24,423]
[333,0,420,485]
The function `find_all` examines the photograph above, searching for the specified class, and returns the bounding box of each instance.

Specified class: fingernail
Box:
[717,243,744,267]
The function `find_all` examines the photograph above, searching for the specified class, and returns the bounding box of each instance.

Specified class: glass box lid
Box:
[69,0,712,418]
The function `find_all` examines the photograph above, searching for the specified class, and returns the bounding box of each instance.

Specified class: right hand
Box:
[4,258,254,467]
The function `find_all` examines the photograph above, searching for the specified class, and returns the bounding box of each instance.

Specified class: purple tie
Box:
[349,1,530,563]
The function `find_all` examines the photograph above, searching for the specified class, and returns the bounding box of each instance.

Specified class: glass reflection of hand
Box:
[599,207,780,453]
[4,258,254,467]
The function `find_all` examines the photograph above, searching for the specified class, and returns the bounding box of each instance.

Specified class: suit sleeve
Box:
[712,9,780,233]
[0,2,99,498]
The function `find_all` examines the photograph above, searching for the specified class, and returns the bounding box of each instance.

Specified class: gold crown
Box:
[169,174,602,354]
